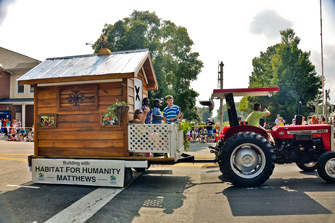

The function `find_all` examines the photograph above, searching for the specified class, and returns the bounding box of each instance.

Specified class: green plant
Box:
[102,113,118,126]
[104,99,129,119]
[178,122,191,151]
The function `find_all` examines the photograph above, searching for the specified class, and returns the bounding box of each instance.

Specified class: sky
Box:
[0,0,334,114]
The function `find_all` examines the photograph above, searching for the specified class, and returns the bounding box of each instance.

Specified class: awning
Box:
[0,98,34,105]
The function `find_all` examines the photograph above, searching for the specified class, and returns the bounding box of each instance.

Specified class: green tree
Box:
[198,107,212,122]
[93,10,203,120]
[240,29,322,123]
[213,102,247,123]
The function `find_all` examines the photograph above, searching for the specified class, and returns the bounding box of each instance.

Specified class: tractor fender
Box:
[223,125,268,142]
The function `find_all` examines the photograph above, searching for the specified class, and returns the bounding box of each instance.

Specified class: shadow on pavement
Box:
[0,182,96,223]
[298,170,319,176]
[87,174,191,223]
[221,177,335,216]
[187,142,216,152]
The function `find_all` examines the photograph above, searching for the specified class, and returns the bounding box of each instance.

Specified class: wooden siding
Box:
[57,84,98,110]
[127,78,135,121]
[126,76,148,121]
[35,82,125,157]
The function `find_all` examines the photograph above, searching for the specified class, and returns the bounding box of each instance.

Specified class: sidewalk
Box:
[0,133,8,141]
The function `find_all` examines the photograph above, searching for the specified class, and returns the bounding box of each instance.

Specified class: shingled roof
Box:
[0,47,40,71]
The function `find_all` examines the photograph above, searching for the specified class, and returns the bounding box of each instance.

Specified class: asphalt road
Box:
[1,141,335,223]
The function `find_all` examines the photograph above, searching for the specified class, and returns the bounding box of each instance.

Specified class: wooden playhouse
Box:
[18,49,184,187]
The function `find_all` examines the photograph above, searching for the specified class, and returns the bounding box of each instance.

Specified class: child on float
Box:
[163,95,181,124]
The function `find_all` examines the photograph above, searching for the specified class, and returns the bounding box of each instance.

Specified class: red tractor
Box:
[209,88,335,187]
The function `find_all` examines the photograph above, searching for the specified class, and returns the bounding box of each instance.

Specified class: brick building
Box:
[0,47,40,127]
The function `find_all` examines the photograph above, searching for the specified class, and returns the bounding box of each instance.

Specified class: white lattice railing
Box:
[128,124,184,161]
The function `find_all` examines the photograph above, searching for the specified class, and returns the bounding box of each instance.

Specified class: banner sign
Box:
[32,159,125,187]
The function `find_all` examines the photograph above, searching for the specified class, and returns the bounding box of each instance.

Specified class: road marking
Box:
[193,155,215,158]
[6,185,40,189]
[0,157,27,162]
[0,153,31,156]
[44,172,142,223]
[174,163,217,167]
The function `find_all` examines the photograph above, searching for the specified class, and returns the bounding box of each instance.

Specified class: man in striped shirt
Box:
[163,95,181,124]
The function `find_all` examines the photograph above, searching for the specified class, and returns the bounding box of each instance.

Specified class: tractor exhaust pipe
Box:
[296,101,303,125]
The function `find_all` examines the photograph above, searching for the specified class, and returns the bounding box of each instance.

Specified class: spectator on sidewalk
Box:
[192,129,198,142]
[17,128,27,141]
[321,116,327,124]
[206,119,215,140]
[17,119,21,128]
[307,116,312,125]
[312,115,319,124]
[278,117,285,126]
[275,114,285,125]
[26,130,34,142]
[5,117,11,136]
[199,126,208,143]
[8,127,17,141]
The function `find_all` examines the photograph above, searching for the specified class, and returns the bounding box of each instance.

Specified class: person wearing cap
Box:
[206,118,215,140]
[163,95,181,124]
[152,99,164,124]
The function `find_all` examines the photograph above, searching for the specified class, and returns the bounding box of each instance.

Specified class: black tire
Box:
[124,168,133,186]
[134,164,151,172]
[218,132,275,187]
[296,161,317,172]
[134,168,146,172]
[317,152,335,183]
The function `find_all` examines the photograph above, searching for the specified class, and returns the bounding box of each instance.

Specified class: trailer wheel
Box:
[296,161,317,172]
[219,132,275,187]
[134,164,151,172]
[317,152,335,183]
[124,168,133,186]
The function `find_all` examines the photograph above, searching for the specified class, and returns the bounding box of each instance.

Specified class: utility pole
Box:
[218,62,224,129]
[320,0,325,116]
[325,89,330,119]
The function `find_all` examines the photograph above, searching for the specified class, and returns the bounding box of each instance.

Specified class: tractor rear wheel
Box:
[218,132,275,187]
[296,161,317,172]
[317,152,335,183]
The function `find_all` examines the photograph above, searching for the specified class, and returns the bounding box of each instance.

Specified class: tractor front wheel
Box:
[317,152,335,183]
[219,132,275,187]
